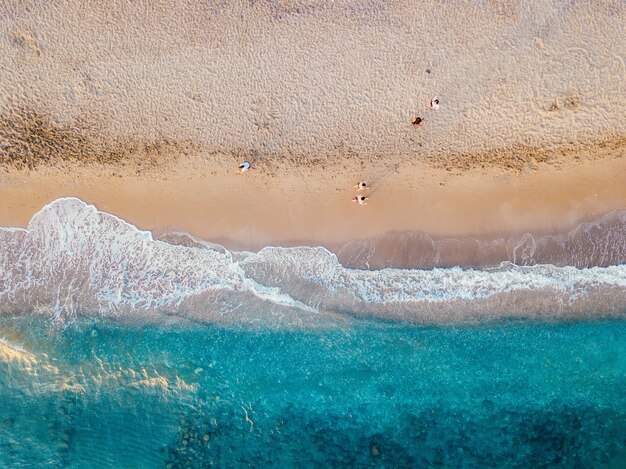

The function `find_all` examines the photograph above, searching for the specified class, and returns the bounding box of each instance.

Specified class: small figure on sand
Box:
[353,195,368,205]
[430,97,440,110]
[412,116,423,126]
[238,161,251,173]
[354,181,369,191]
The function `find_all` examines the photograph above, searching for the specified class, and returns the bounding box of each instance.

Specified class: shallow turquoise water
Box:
[1,317,625,468]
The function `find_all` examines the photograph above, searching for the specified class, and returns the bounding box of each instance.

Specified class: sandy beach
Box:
[0,0,625,250]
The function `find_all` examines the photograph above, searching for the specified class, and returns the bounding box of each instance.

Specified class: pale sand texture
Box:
[0,0,625,169]
[1,150,624,250]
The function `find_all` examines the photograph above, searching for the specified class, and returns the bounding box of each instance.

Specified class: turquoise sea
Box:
[1,317,625,468]
[1,199,625,467]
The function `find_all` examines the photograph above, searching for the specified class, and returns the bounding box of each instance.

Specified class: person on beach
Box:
[238,161,251,173]
[353,195,368,205]
[430,97,440,110]
[354,181,369,191]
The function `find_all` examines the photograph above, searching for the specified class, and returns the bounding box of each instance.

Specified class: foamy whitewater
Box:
[1,198,624,325]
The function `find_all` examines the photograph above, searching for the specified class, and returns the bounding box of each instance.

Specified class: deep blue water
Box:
[1,317,625,468]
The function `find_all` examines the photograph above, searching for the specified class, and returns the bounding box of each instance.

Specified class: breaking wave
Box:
[1,198,625,325]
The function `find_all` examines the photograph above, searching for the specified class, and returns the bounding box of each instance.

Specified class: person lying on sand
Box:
[354,181,369,191]
[430,97,440,110]
[238,161,251,173]
[353,195,368,205]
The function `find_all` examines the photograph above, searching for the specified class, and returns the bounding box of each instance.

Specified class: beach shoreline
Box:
[1,143,624,252]
[2,1,626,466]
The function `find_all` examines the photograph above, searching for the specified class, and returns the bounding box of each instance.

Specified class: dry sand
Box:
[0,0,625,249]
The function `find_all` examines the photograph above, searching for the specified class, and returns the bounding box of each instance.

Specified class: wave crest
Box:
[1,198,625,324]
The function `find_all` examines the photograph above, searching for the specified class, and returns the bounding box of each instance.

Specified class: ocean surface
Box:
[1,198,625,467]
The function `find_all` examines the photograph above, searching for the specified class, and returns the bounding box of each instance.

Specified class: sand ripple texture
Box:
[0,198,625,325]
[0,0,625,168]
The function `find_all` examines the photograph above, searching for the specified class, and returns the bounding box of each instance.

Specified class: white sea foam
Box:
[0,198,625,323]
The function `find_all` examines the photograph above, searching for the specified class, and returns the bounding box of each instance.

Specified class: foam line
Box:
[1,198,625,323]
